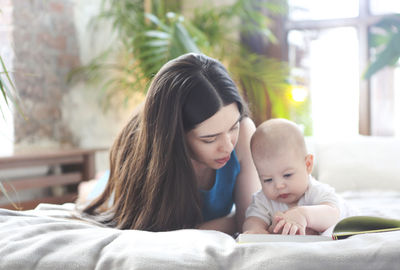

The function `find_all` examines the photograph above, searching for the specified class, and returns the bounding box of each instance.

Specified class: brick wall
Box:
[12,0,80,146]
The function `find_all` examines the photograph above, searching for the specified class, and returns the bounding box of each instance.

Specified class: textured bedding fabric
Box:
[1,192,400,270]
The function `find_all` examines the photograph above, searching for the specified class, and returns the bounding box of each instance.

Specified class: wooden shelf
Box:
[1,172,82,192]
[0,148,106,210]
[0,193,78,211]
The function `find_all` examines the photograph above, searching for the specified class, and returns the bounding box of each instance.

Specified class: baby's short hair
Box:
[251,118,307,160]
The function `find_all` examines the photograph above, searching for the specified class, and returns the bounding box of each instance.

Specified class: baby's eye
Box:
[283,173,292,178]
[263,178,272,183]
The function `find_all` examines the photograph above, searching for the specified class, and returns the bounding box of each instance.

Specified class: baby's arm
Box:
[297,203,340,232]
[242,216,270,234]
[273,203,340,234]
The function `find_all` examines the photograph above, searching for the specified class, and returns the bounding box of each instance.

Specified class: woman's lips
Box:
[215,156,230,164]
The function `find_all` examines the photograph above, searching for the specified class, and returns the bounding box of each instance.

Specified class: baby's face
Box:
[254,149,311,207]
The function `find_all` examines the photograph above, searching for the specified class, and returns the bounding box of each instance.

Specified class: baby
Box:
[243,118,344,235]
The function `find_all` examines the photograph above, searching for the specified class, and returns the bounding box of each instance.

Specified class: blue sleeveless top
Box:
[200,150,241,222]
[88,151,241,222]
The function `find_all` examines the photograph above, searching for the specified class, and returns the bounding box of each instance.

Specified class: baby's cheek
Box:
[261,188,274,200]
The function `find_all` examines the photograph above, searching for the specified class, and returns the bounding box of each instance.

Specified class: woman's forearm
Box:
[197,213,237,235]
[242,216,269,234]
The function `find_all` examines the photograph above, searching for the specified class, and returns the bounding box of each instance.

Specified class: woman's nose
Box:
[219,133,234,153]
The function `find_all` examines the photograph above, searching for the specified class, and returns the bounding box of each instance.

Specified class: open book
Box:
[237,216,400,243]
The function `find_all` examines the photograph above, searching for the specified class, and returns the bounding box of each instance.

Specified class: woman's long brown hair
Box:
[83,53,247,231]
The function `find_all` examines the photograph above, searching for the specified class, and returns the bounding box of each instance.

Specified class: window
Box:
[289,0,359,21]
[369,0,400,15]
[286,0,400,138]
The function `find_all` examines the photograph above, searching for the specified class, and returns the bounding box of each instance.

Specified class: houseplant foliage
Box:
[68,0,207,107]
[0,55,21,209]
[70,0,290,123]
[0,56,19,119]
[191,0,291,123]
[364,14,400,79]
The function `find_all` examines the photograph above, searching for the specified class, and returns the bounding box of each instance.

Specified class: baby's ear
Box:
[305,154,314,174]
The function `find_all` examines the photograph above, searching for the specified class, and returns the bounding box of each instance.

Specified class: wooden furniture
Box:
[0,148,105,210]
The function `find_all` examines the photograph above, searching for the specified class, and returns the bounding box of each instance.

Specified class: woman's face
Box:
[185,103,241,170]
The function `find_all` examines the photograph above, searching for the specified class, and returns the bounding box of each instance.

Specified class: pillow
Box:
[314,136,400,192]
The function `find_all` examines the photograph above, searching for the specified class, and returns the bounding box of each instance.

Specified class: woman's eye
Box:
[263,178,272,183]
[202,139,216,144]
[230,124,239,131]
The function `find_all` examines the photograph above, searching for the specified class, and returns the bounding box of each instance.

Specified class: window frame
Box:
[284,0,391,135]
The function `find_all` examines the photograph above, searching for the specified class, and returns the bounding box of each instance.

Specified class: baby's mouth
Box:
[278,193,290,199]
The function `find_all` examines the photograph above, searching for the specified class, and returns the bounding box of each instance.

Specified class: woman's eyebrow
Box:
[199,117,241,138]
[199,133,218,138]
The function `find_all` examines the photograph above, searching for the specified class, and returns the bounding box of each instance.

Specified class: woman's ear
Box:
[305,154,314,174]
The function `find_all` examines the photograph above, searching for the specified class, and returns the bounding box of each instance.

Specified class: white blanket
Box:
[1,191,400,270]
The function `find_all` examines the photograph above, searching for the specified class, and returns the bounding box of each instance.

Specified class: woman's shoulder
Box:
[235,117,256,162]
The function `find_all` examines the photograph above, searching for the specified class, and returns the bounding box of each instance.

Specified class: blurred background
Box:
[1,0,400,208]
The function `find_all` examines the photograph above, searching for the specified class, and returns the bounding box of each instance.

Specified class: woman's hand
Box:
[242,216,269,235]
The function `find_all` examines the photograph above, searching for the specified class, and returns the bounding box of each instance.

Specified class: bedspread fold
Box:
[1,202,400,270]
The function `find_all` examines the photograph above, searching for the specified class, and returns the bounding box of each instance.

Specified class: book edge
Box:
[332,227,400,240]
[236,234,333,243]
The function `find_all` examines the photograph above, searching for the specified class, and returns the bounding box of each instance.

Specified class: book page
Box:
[236,234,332,243]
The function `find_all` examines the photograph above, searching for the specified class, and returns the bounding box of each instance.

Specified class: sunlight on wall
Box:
[309,27,359,139]
[0,99,14,155]
[0,1,14,155]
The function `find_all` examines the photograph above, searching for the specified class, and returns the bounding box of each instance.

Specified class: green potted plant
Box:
[68,0,207,107]
[69,0,291,124]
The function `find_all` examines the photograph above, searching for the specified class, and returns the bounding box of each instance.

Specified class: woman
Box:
[82,53,260,235]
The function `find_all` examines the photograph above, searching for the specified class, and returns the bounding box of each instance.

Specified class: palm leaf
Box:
[145,13,170,32]
[172,22,201,55]
[68,0,291,120]
[364,32,400,78]
[68,1,205,108]
[0,58,12,116]
[369,32,391,47]
[374,14,400,31]
[0,180,22,210]
[364,14,400,78]
[0,55,25,119]
[230,50,290,124]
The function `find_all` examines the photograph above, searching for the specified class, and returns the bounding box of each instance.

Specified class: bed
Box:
[1,136,400,269]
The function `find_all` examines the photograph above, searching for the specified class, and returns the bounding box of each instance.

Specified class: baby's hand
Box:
[267,214,281,233]
[272,209,307,235]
